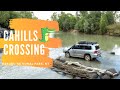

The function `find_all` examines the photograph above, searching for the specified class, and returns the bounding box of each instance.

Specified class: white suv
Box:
[63,41,101,61]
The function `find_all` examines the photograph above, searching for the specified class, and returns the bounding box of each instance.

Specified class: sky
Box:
[33,11,120,22]
[33,11,76,20]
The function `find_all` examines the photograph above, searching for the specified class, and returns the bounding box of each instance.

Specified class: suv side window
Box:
[72,45,83,49]
[79,45,85,49]
[72,45,91,50]
[95,45,100,50]
[73,45,79,49]
[85,46,92,50]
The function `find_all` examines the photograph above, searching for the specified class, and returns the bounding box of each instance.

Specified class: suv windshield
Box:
[95,45,100,50]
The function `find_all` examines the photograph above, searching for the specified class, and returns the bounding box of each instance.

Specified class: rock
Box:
[104,71,114,78]
[74,77,81,79]
[62,72,67,76]
[62,70,69,75]
[100,74,111,79]
[53,60,66,70]
[71,62,82,67]
[51,68,62,72]
[88,72,98,79]
[56,56,61,60]
[105,68,119,77]
[96,76,101,79]
[57,71,64,75]
[56,56,65,63]
[50,67,55,70]
[97,72,102,76]
[114,72,120,79]
[118,71,120,75]
[53,60,116,79]
[110,52,115,55]
[59,57,65,62]
[106,68,117,74]
[81,77,87,79]
[65,74,73,78]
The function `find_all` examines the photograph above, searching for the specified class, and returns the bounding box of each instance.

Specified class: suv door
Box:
[69,45,79,57]
[75,45,85,58]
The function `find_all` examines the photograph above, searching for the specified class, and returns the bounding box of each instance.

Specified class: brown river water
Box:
[0,32,120,79]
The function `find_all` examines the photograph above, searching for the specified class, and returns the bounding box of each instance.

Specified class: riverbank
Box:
[65,29,120,37]
[52,56,119,79]
[49,45,120,79]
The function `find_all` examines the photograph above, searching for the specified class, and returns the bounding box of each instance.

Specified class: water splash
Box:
[112,44,120,55]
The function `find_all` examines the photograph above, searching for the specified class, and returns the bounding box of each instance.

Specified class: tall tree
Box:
[56,12,76,31]
[100,13,108,34]
[50,11,117,34]
[105,11,115,25]
[0,11,37,28]
[51,12,58,21]
[80,11,88,17]
[0,11,10,28]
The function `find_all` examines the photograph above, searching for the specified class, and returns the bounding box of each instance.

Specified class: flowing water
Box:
[0,32,120,79]
[53,32,120,71]
[0,53,70,79]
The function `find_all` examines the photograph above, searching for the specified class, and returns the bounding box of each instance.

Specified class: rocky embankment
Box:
[51,56,119,79]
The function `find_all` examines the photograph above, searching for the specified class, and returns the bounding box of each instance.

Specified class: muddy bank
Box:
[52,56,119,79]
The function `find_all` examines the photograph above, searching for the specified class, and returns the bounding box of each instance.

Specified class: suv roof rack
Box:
[78,41,97,45]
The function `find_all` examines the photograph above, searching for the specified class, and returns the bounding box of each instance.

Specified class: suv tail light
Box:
[94,50,98,54]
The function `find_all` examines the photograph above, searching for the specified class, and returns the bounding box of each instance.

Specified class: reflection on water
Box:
[55,32,120,51]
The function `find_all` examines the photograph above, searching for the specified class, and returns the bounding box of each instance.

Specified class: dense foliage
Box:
[51,11,117,34]
[0,11,38,28]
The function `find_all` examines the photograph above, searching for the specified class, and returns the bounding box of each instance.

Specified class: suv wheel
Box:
[65,52,70,58]
[84,54,91,61]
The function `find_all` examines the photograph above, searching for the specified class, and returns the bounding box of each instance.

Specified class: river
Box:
[53,32,120,71]
[0,53,70,79]
[0,32,120,79]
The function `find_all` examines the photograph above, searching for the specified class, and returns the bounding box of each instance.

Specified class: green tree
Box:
[105,11,115,25]
[56,12,76,31]
[75,11,101,34]
[83,19,90,33]
[100,13,108,34]
[50,11,117,35]
[51,12,58,21]
[75,11,80,20]
[74,11,87,32]
[0,11,37,28]
[88,11,101,34]
[80,11,88,17]
[18,11,33,18]
[0,11,10,28]
[74,16,85,32]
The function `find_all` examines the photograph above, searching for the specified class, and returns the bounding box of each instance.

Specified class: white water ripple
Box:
[0,53,70,79]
